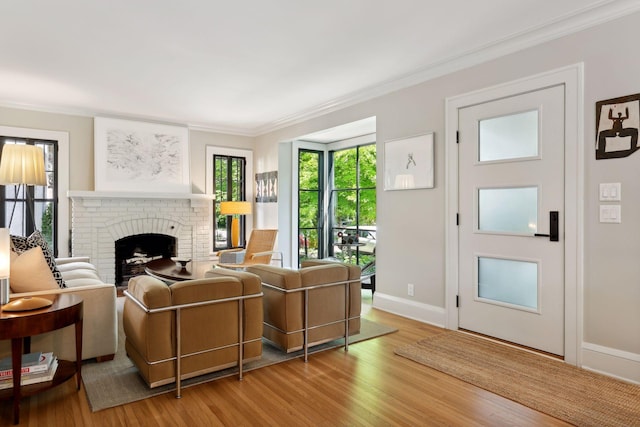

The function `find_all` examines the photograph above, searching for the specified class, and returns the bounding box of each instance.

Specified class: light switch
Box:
[600,205,621,223]
[600,183,621,201]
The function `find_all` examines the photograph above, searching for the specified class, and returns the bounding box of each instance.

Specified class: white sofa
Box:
[0,257,118,362]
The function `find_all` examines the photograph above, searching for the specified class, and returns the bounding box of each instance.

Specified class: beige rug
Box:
[82,300,396,412]
[395,331,640,427]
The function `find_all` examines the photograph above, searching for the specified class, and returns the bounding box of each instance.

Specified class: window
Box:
[0,137,58,252]
[295,141,376,267]
[289,118,376,267]
[213,154,247,250]
[298,149,324,262]
[329,144,376,266]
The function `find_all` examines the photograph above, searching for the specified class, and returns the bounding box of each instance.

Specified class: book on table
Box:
[0,352,43,376]
[0,353,58,389]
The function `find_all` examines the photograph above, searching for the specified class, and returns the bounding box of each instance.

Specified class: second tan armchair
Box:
[245,260,361,360]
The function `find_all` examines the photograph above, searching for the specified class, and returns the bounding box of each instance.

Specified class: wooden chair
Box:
[217,229,281,269]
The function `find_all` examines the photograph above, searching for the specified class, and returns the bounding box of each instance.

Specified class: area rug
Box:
[83,308,396,412]
[395,331,640,427]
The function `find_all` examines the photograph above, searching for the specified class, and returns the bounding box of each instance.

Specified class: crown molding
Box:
[0,99,255,137]
[252,0,640,136]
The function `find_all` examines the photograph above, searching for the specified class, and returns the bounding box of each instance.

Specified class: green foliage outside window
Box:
[41,203,53,248]
[332,144,376,227]
[298,143,376,265]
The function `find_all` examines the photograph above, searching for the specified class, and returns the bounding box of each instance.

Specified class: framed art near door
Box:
[384,132,434,190]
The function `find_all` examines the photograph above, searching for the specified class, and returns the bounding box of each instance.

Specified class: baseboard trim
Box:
[372,293,446,328]
[581,342,640,384]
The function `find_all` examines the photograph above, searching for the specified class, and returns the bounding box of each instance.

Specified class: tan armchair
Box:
[217,229,281,269]
[123,271,263,397]
[245,260,361,360]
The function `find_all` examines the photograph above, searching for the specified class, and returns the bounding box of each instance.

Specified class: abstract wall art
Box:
[94,117,190,192]
[255,170,278,203]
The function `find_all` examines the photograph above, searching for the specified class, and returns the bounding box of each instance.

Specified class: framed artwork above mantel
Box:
[94,117,190,193]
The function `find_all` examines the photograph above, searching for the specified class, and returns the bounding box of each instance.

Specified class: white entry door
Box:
[458,85,565,356]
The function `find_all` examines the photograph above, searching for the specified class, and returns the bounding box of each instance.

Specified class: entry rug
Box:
[83,318,396,412]
[395,331,640,427]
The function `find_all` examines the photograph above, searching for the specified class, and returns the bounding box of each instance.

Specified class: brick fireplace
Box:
[68,191,214,284]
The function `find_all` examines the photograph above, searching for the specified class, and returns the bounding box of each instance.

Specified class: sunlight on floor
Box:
[361,289,373,316]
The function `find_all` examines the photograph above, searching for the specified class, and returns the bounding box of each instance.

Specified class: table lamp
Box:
[0,144,47,230]
[0,228,10,305]
[220,201,252,248]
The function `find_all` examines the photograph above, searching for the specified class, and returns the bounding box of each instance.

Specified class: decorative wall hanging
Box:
[255,170,278,203]
[94,117,190,192]
[384,132,434,190]
[595,94,640,159]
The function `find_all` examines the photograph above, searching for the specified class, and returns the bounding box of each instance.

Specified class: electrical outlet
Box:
[408,283,414,297]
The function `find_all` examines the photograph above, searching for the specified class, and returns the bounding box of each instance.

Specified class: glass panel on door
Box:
[477,257,538,309]
[479,110,538,162]
[478,187,538,234]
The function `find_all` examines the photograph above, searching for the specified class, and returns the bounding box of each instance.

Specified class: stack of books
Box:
[0,352,58,389]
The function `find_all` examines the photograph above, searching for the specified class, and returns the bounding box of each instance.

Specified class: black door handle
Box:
[534,211,559,241]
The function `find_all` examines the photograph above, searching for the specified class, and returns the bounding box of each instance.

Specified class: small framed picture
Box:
[255,171,278,203]
[595,94,640,159]
[384,132,434,190]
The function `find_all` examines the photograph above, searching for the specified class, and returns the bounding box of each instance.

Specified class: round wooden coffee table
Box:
[0,293,83,424]
[145,258,215,282]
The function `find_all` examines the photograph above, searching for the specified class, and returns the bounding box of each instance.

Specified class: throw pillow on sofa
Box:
[10,230,65,288]
[9,246,60,293]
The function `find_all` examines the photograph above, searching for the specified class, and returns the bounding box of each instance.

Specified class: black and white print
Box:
[94,117,190,192]
[596,94,640,159]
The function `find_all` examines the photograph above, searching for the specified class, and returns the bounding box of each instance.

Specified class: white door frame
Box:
[445,64,584,365]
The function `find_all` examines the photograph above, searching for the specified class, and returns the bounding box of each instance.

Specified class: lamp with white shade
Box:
[0,144,47,232]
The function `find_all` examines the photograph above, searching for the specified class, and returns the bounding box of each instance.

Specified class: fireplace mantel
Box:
[68,190,214,200]
[68,190,213,284]
[68,191,214,207]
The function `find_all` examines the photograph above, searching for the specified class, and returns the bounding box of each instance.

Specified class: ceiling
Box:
[0,1,636,136]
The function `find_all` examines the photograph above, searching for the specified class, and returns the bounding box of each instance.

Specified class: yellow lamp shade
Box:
[220,201,252,216]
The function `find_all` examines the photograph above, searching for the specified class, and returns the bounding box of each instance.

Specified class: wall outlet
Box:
[408,283,415,297]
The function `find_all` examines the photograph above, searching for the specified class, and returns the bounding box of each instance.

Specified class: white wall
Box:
[254,11,640,382]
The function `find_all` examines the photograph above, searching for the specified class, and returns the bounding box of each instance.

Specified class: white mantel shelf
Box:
[67,191,214,200]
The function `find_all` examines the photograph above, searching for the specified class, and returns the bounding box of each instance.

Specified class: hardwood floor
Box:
[0,295,570,426]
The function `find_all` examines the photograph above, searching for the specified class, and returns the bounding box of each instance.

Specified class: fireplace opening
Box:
[115,233,176,286]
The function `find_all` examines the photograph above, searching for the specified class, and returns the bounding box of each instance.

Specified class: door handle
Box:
[534,211,559,241]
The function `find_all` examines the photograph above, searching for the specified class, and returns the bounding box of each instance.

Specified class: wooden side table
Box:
[0,294,83,424]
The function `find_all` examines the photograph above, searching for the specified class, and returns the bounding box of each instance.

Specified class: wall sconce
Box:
[220,201,252,248]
